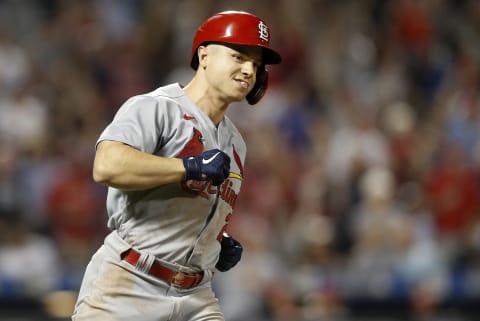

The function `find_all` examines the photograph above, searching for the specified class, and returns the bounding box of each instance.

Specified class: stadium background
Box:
[0,0,480,320]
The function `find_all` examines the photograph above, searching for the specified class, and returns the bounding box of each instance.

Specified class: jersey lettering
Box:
[181,179,238,209]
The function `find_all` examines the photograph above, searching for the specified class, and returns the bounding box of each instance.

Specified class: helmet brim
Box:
[262,47,282,65]
[191,42,282,70]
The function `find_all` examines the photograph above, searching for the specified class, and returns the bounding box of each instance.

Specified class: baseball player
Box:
[71,11,281,321]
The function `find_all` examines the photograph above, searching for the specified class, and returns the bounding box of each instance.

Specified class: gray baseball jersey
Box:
[97,83,246,271]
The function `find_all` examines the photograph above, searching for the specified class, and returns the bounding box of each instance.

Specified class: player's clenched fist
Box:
[182,149,230,186]
[216,233,243,272]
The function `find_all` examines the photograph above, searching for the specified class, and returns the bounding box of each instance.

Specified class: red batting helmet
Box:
[190,11,282,70]
[190,11,282,105]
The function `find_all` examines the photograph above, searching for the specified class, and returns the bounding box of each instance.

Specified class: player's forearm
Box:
[93,140,186,190]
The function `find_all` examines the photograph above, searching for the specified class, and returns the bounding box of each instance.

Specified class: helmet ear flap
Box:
[246,66,268,105]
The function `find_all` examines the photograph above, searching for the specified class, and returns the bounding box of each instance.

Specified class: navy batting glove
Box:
[215,233,243,272]
[183,149,230,186]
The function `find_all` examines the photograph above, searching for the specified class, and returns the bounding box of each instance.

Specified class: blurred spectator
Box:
[381,101,422,184]
[0,139,20,210]
[343,166,412,300]
[423,142,479,255]
[0,207,60,297]
[0,83,49,156]
[444,45,480,161]
[323,91,391,254]
[0,29,31,96]
[45,137,107,280]
[397,181,452,321]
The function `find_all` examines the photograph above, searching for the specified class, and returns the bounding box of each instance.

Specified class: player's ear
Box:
[197,45,209,70]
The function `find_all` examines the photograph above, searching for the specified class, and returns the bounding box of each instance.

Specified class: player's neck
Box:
[183,78,228,126]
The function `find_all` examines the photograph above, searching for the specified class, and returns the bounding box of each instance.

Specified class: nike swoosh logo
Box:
[184,114,195,120]
[202,152,220,164]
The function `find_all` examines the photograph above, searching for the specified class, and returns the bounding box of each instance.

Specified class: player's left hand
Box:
[215,232,243,272]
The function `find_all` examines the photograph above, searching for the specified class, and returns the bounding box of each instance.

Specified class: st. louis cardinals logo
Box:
[176,128,204,158]
[230,144,244,180]
[258,21,269,43]
[181,144,243,209]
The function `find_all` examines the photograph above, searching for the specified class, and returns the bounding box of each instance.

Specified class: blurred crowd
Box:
[0,0,480,320]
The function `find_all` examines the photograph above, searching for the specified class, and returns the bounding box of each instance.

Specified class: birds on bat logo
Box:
[183,114,196,120]
[176,128,204,158]
[232,144,244,179]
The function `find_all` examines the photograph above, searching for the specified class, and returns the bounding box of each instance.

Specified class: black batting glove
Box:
[215,233,243,272]
[183,149,230,186]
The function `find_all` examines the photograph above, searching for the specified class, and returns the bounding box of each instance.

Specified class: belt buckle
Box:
[170,271,186,287]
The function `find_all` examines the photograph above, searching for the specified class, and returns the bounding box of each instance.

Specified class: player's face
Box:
[203,44,263,103]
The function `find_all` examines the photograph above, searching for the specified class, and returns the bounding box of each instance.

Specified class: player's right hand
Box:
[182,149,230,186]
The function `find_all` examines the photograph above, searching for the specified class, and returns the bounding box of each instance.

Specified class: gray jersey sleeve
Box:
[97,95,166,154]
